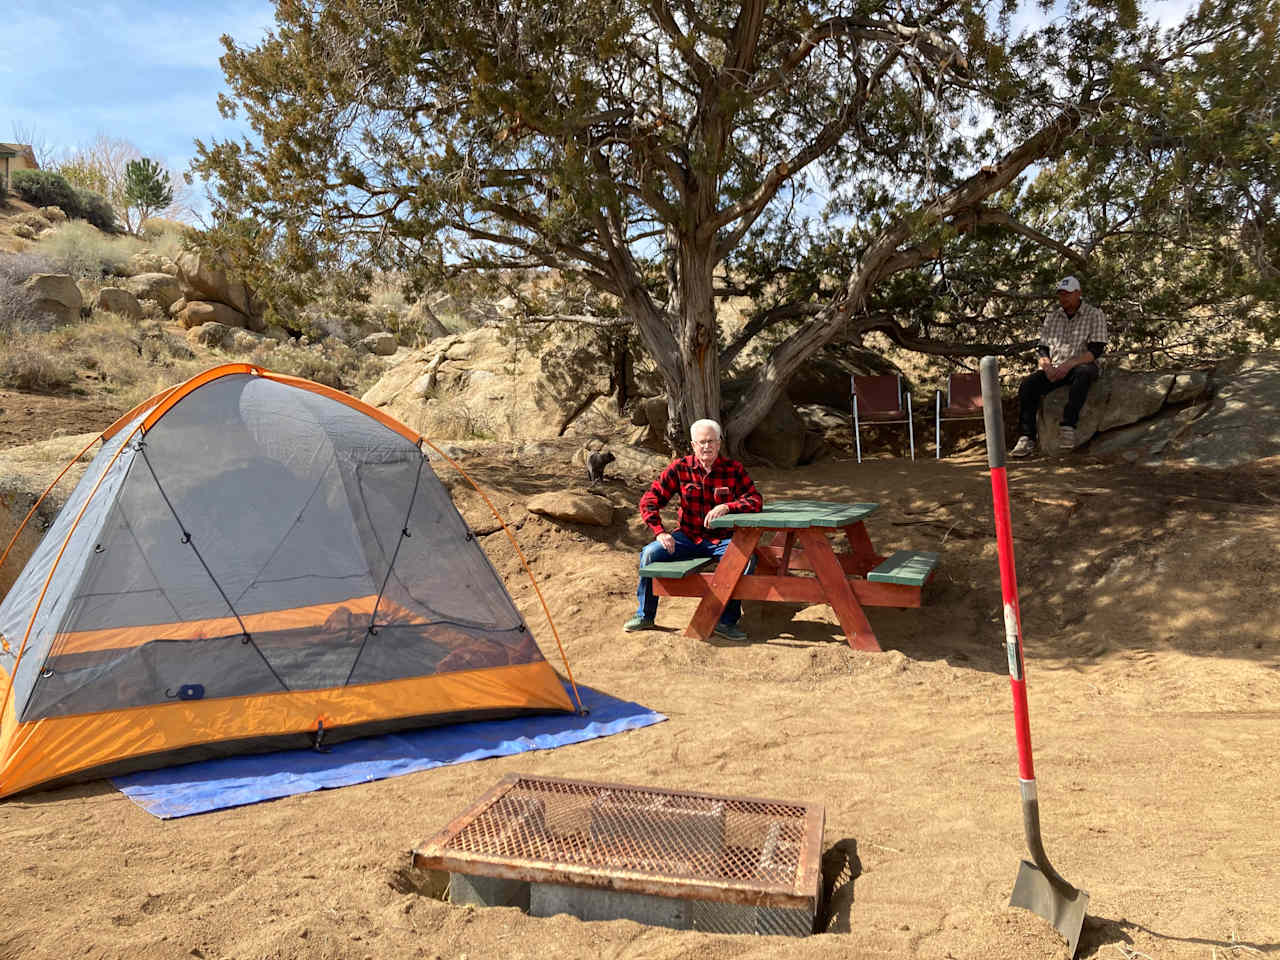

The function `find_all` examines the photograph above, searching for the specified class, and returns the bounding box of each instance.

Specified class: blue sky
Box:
[3,0,1197,224]
[2,1,277,220]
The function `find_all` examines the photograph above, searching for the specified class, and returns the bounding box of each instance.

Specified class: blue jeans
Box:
[635,530,756,625]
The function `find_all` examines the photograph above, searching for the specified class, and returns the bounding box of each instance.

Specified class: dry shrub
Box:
[253,340,385,395]
[138,218,193,261]
[34,220,147,279]
[425,397,498,440]
[0,340,76,392]
[5,311,204,404]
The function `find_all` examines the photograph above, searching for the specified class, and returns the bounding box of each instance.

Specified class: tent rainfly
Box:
[0,364,575,797]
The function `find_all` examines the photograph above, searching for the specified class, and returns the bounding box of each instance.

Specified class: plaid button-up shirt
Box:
[1038,300,1108,366]
[639,454,763,543]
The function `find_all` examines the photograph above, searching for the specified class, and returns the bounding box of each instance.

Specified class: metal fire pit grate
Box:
[413,774,824,935]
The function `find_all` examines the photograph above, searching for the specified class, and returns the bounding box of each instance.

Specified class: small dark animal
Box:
[586,450,616,486]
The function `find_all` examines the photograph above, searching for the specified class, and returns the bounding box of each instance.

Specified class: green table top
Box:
[705,499,879,529]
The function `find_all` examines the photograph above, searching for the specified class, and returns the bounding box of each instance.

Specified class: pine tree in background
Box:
[123,157,174,235]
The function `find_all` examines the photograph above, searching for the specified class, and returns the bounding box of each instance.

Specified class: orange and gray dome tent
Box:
[0,364,578,798]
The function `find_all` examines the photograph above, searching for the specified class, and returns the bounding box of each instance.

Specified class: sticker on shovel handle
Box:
[1003,602,1022,680]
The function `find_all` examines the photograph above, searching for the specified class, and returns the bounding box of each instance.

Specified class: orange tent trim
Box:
[0,660,572,798]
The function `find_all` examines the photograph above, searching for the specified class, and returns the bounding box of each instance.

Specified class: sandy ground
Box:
[2,433,1279,960]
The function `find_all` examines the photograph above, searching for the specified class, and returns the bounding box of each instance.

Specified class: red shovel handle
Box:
[980,356,1034,782]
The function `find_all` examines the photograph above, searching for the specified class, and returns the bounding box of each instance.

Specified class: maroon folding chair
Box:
[850,373,914,463]
[934,371,984,458]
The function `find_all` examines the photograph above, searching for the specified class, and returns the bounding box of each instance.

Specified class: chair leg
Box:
[853,397,862,464]
[936,391,942,459]
[907,392,915,460]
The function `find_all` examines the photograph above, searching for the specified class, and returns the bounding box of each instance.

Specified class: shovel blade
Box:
[1010,859,1089,957]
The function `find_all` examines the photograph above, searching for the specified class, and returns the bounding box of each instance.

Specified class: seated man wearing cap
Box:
[1010,276,1108,457]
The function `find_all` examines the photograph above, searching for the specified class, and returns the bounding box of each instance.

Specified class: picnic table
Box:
[641,499,938,651]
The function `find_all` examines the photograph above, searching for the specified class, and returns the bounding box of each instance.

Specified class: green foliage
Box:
[123,158,174,234]
[55,160,110,197]
[11,169,77,212]
[195,0,1279,443]
[74,187,118,232]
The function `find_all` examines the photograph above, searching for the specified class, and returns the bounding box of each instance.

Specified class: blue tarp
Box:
[113,684,664,818]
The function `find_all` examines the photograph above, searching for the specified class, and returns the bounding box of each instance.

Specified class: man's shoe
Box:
[623,615,656,632]
[712,622,748,641]
[1058,425,1077,451]
[1010,435,1035,458]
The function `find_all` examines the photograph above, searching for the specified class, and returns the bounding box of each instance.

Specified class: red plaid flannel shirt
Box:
[638,454,763,543]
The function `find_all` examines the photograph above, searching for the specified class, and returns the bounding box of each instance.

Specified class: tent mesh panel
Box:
[16,374,544,722]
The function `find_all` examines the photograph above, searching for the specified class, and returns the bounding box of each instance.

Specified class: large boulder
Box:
[608,443,672,479]
[126,252,178,277]
[1036,366,1208,455]
[125,272,184,311]
[1166,353,1280,466]
[22,274,82,327]
[784,346,899,407]
[744,395,807,467]
[186,321,231,348]
[177,299,258,332]
[94,287,144,321]
[362,325,629,441]
[526,492,614,526]
[175,250,251,314]
[361,331,398,356]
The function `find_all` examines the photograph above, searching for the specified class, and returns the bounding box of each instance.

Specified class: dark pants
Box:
[1017,363,1100,438]
[635,530,756,625]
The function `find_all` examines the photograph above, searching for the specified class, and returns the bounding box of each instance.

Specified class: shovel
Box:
[979,356,1089,957]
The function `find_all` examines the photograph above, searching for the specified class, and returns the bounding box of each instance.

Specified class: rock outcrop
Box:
[526,492,614,526]
[21,274,82,327]
[125,272,184,311]
[94,287,144,321]
[1035,367,1210,456]
[362,325,628,442]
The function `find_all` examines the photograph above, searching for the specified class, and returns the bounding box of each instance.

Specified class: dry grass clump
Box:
[33,220,149,279]
[138,218,193,261]
[0,339,77,392]
[1,311,204,404]
[248,340,386,396]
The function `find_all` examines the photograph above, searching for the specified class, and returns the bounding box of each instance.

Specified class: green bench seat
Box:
[638,557,714,579]
[866,550,940,587]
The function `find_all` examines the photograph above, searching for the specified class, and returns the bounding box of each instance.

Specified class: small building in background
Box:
[0,143,40,195]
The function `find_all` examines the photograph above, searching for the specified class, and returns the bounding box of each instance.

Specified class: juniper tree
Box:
[194,0,1274,452]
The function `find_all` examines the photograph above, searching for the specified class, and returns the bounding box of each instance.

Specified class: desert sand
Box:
[2,443,1278,960]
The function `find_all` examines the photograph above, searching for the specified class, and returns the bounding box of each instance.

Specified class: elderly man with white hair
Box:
[624,418,763,641]
[1010,275,1109,457]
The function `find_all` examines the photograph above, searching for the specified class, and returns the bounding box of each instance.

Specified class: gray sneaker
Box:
[623,615,656,632]
[1058,425,1077,450]
[1010,435,1035,458]
[712,622,748,642]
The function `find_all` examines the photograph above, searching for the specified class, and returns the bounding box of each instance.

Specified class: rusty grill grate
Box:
[413,774,824,911]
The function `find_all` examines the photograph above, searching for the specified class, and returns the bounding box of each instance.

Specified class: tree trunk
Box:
[670,236,721,449]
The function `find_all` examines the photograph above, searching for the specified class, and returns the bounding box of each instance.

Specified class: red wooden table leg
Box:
[752,530,780,575]
[797,527,881,651]
[684,528,762,640]
[778,530,797,575]
[840,521,884,576]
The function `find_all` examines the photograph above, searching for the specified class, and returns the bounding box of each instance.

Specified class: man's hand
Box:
[1046,363,1068,382]
[657,532,676,553]
[705,503,731,522]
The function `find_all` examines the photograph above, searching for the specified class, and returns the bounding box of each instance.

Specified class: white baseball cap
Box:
[1057,275,1082,293]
